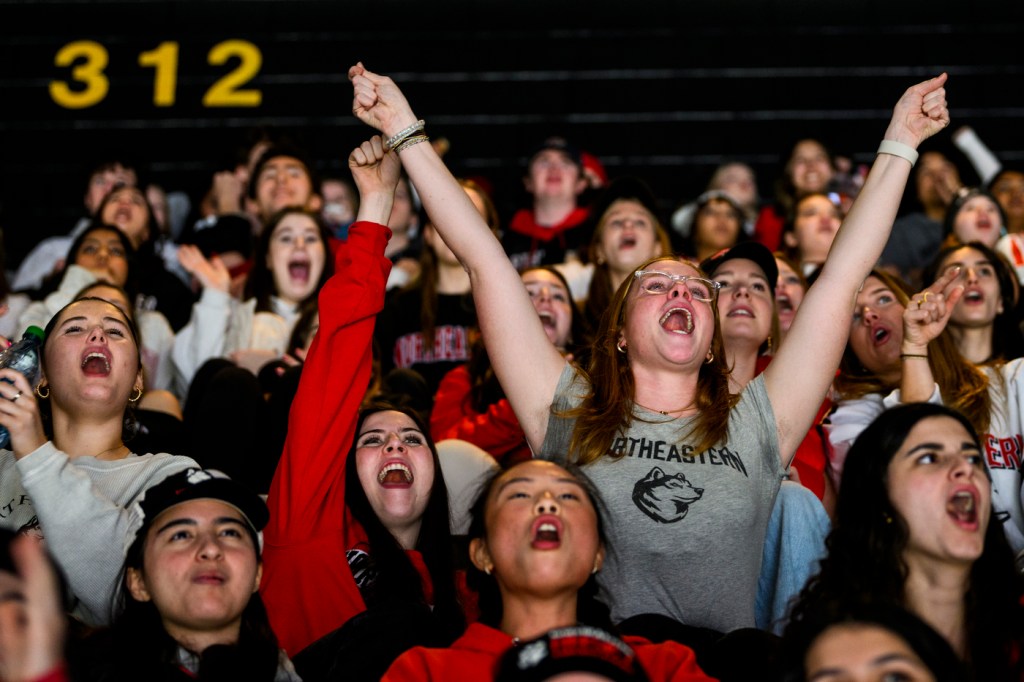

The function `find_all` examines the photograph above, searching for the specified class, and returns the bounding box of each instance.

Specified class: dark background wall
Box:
[2,0,1023,266]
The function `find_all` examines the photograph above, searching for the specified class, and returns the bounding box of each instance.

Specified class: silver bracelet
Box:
[877,140,919,167]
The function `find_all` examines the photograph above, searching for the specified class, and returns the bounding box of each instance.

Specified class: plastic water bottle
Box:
[0,326,45,450]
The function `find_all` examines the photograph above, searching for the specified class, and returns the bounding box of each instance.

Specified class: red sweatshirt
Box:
[261,221,393,655]
[430,365,532,465]
[382,622,717,681]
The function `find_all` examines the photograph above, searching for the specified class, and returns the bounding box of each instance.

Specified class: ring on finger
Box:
[10,390,21,402]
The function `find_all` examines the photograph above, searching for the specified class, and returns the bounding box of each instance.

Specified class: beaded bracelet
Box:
[877,140,919,167]
[384,119,426,151]
[394,134,430,154]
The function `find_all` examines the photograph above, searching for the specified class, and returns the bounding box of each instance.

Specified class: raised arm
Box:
[261,136,399,655]
[899,267,964,403]
[764,74,950,465]
[348,63,566,452]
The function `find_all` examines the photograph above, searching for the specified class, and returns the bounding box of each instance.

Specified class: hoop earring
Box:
[128,387,143,404]
[705,351,714,365]
[34,383,49,400]
[616,339,627,354]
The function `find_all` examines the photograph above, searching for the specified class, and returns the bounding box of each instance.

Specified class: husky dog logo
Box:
[632,467,704,523]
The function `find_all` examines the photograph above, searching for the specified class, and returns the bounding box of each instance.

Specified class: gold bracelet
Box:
[393,134,429,154]
[384,119,426,151]
[900,353,929,360]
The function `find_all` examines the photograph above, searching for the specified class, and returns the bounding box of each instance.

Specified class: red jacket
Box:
[261,221,393,655]
[430,365,532,465]
[382,622,717,681]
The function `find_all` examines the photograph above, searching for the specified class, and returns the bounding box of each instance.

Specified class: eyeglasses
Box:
[633,270,721,302]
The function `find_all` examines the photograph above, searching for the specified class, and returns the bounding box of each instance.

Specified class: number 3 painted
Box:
[50,40,109,109]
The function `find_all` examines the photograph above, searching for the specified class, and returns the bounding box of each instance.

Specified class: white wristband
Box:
[877,140,919,167]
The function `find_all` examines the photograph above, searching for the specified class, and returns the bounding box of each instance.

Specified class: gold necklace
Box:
[633,401,692,416]
[94,443,127,460]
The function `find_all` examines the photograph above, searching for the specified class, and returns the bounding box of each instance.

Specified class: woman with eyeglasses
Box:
[347,63,950,636]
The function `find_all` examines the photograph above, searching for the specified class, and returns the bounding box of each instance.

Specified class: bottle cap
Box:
[23,326,44,343]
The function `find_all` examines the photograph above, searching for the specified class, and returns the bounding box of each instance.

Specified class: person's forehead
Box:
[260,156,308,175]
[942,247,990,266]
[56,298,131,327]
[82,229,123,243]
[531,149,575,165]
[360,409,420,432]
[775,259,797,277]
[604,200,650,220]
[856,276,894,301]
[712,258,767,280]
[522,270,565,287]
[792,140,826,158]
[273,213,318,232]
[649,259,704,279]
[962,195,997,210]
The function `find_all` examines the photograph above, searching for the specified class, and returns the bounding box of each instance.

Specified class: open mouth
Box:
[963,289,984,304]
[619,236,637,249]
[378,462,413,487]
[872,326,890,346]
[537,311,556,330]
[727,306,753,318]
[81,351,112,376]
[947,490,978,527]
[288,260,311,284]
[531,516,562,549]
[660,307,694,334]
[777,295,793,313]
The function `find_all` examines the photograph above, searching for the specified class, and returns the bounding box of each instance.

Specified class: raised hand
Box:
[211,170,244,215]
[0,537,67,682]
[884,73,950,148]
[348,62,419,138]
[901,265,964,352]
[349,135,402,226]
[349,136,401,198]
[177,244,230,293]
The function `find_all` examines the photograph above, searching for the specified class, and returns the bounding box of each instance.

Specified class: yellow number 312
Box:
[50,39,263,109]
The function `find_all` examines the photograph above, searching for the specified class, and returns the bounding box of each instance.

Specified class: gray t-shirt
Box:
[539,365,785,632]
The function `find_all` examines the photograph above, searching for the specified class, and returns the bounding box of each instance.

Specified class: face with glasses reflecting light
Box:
[937,246,1003,329]
[620,259,718,369]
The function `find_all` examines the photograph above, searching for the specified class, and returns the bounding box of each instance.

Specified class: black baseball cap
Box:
[699,241,779,291]
[129,468,269,550]
[527,136,583,168]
